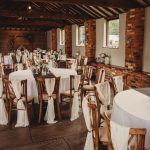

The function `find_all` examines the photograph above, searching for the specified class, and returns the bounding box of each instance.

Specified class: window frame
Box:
[76,25,85,46]
[103,18,119,49]
[60,29,65,46]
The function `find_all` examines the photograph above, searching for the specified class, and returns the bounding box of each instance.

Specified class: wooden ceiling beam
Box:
[0,19,66,28]
[12,0,143,8]
[0,10,89,20]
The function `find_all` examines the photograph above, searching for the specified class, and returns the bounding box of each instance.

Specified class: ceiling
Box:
[0,0,149,30]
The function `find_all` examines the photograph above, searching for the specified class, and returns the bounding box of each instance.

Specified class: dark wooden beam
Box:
[0,10,89,20]
[12,0,142,8]
[0,19,66,28]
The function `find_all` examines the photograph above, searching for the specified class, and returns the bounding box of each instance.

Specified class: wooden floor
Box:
[0,103,108,150]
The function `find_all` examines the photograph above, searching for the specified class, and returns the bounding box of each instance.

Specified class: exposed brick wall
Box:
[51,29,57,51]
[125,8,145,71]
[65,25,72,57]
[0,29,46,54]
[92,63,150,88]
[85,19,96,62]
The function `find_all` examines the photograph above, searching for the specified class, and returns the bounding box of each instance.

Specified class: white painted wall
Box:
[47,30,52,50]
[143,7,150,72]
[96,13,126,67]
[72,24,85,57]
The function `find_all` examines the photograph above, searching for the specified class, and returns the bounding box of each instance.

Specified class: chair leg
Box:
[38,101,43,123]
[56,100,61,121]
[8,102,12,125]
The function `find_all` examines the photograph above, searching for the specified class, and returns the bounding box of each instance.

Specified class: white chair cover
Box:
[29,52,33,60]
[44,78,57,124]
[98,69,105,83]
[82,96,94,150]
[11,80,29,127]
[70,75,81,121]
[22,54,27,64]
[0,65,4,77]
[71,62,77,70]
[0,78,8,125]
[110,121,130,150]
[95,81,111,113]
[0,53,2,63]
[113,75,124,93]
[84,57,88,65]
[24,49,29,57]
[87,66,93,85]
[78,55,82,64]
[9,70,38,103]
[16,54,21,63]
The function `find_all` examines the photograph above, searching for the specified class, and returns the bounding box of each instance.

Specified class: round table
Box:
[111,89,150,150]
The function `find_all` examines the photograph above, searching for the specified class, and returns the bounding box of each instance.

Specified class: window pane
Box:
[60,29,65,45]
[79,26,85,45]
[108,19,119,48]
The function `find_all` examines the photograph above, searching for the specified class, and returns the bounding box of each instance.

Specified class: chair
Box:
[94,81,111,127]
[0,78,8,125]
[60,75,81,119]
[82,95,108,150]
[103,111,147,150]
[82,68,105,96]
[37,76,61,123]
[4,79,34,126]
[111,74,128,95]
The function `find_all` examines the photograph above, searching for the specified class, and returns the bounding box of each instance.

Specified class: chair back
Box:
[88,102,99,150]
[4,79,28,105]
[37,76,60,102]
[96,68,105,84]
[4,79,15,103]
[82,95,97,150]
[103,111,146,150]
[111,74,127,95]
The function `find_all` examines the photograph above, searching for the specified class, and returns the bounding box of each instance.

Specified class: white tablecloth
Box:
[9,69,38,103]
[49,68,77,94]
[4,55,13,65]
[111,89,150,149]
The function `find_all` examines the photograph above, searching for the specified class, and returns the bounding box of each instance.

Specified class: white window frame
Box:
[103,18,119,49]
[60,29,65,45]
[76,25,85,46]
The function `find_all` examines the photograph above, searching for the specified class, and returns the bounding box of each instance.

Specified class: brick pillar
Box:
[65,25,72,57]
[51,29,57,50]
[85,19,96,62]
[125,8,145,71]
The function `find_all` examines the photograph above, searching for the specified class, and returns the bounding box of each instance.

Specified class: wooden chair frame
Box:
[37,76,61,123]
[103,111,146,150]
[4,79,33,125]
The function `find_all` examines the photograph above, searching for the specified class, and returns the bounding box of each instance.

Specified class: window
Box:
[60,29,65,45]
[104,19,119,48]
[76,25,85,46]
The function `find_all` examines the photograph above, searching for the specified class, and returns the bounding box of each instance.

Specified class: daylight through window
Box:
[105,19,119,48]
[76,25,85,46]
[60,29,65,45]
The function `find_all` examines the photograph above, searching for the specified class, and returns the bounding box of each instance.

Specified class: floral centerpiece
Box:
[50,49,63,61]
